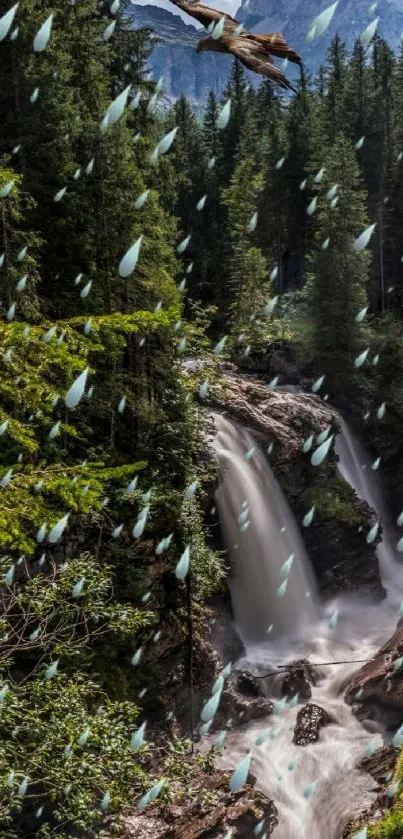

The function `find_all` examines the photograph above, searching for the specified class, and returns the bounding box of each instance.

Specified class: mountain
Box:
[128,0,403,101]
[126,4,233,101]
[238,0,403,71]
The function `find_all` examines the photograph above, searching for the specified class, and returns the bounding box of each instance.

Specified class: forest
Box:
[1,1,403,838]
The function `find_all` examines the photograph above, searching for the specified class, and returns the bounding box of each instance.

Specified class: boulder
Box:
[215,671,273,730]
[280,659,319,700]
[345,627,403,719]
[342,747,400,838]
[360,746,399,785]
[293,703,331,746]
[118,770,278,838]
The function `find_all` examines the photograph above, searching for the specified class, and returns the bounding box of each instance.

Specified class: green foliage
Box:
[363,750,403,836]
[0,4,226,835]
[0,674,148,838]
[0,167,42,322]
[0,548,156,838]
[360,312,403,466]
[221,157,264,291]
[0,456,149,554]
[369,811,403,839]
[228,247,270,348]
[161,737,216,792]
[302,477,361,527]
[0,307,193,551]
[179,300,219,358]
[179,500,226,600]
[273,286,313,347]
[305,133,371,387]
[0,552,153,662]
[0,319,93,454]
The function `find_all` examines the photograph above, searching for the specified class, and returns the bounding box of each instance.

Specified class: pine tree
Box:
[368,37,396,312]
[388,44,403,312]
[203,90,221,159]
[0,167,41,322]
[282,68,312,289]
[341,40,368,145]
[0,0,179,319]
[258,89,289,293]
[324,35,348,142]
[221,156,269,342]
[219,59,249,183]
[306,134,371,387]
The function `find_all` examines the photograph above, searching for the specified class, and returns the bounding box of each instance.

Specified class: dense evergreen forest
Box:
[1,1,403,837]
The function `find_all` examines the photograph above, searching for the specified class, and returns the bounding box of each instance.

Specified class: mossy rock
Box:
[369,810,403,838]
[302,476,362,528]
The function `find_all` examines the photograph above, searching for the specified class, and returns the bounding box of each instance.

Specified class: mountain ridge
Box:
[126,3,233,99]
[128,0,403,101]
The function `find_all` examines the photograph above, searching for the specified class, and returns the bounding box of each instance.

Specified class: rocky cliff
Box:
[118,770,279,839]
[239,0,403,73]
[345,625,403,732]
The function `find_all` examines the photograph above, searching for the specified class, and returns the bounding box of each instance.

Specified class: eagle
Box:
[168,0,301,92]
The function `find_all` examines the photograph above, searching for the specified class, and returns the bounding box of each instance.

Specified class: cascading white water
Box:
[212,413,318,643]
[213,597,401,839]
[209,408,403,839]
[335,417,399,584]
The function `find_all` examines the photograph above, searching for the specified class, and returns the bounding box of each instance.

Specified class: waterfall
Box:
[206,405,403,838]
[335,417,399,583]
[212,412,318,644]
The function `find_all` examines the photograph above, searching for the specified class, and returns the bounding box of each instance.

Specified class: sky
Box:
[130,0,241,27]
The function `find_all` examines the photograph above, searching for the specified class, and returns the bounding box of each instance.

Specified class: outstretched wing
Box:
[250,32,302,65]
[169,0,239,32]
[229,37,296,91]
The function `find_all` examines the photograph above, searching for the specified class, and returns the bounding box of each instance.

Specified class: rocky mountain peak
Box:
[129,0,403,101]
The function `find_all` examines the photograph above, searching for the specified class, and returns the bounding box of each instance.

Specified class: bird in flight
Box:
[169,0,301,91]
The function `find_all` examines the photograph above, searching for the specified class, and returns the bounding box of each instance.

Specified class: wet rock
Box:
[293,703,331,745]
[208,593,245,665]
[280,659,319,700]
[343,747,400,838]
[208,369,337,455]
[206,368,384,600]
[233,672,264,698]
[361,718,383,734]
[345,626,403,722]
[215,671,273,730]
[118,770,278,838]
[355,701,403,734]
[343,809,384,839]
[360,746,399,785]
[147,615,272,738]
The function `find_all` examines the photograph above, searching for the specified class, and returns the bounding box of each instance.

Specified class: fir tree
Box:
[221,156,269,340]
[324,35,348,142]
[306,134,371,387]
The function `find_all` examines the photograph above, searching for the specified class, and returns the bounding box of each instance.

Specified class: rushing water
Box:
[211,409,403,839]
[212,413,318,643]
[335,416,399,586]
